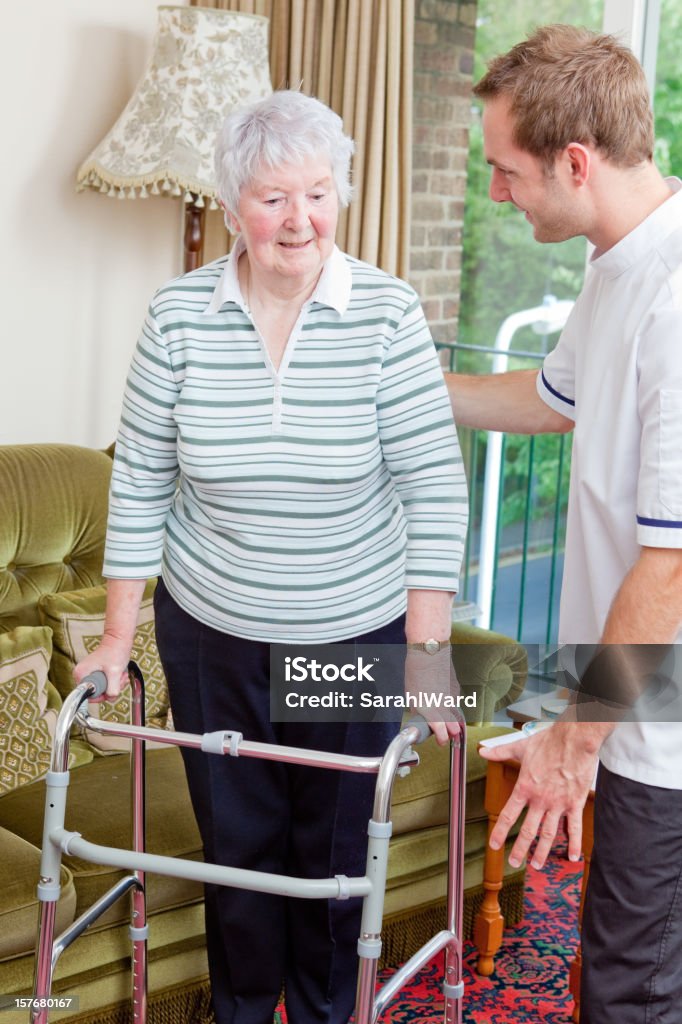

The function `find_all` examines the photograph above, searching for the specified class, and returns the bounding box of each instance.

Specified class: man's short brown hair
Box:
[473,24,654,169]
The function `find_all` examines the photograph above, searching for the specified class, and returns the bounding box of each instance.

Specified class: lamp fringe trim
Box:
[76,164,220,208]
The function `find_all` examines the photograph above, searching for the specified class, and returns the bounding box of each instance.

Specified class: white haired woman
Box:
[76,90,468,1024]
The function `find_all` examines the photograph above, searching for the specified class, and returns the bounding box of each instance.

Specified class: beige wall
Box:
[2,0,185,447]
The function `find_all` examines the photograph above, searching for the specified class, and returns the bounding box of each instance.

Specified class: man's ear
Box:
[564,143,591,187]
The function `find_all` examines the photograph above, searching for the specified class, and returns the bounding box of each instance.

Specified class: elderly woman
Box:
[76,91,467,1024]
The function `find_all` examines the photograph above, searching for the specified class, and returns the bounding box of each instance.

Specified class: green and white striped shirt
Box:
[104,244,468,642]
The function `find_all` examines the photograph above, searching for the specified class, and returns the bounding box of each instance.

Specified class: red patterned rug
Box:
[278,838,582,1023]
[381,839,581,1023]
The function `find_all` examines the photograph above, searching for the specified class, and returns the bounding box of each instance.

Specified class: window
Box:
[652,0,682,182]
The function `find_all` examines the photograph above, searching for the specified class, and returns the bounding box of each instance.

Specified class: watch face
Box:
[424,638,440,655]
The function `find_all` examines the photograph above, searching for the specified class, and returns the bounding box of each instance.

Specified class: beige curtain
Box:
[193,0,413,278]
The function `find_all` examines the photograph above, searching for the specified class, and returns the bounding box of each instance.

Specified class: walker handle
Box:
[82,670,108,699]
[404,715,432,743]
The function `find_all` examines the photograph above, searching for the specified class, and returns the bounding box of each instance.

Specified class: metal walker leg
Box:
[128,662,148,1023]
[32,665,147,1024]
[355,720,467,1024]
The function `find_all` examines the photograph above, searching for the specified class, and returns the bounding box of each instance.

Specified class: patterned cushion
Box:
[0,627,59,793]
[38,581,169,752]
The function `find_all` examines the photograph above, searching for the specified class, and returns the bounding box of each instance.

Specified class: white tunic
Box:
[538,178,682,789]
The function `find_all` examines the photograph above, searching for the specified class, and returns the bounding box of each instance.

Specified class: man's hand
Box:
[479,720,609,868]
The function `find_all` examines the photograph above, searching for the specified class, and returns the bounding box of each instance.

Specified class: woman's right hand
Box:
[73,636,132,703]
[73,578,148,702]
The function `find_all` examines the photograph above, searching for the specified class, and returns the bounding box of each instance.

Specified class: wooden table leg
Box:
[473,759,519,975]
[474,751,595,1012]
[569,792,595,1023]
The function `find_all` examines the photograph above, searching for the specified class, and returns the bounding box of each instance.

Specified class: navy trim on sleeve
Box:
[540,369,575,407]
[637,515,682,529]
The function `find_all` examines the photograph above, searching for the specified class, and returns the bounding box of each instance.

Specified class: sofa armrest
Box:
[450,622,528,725]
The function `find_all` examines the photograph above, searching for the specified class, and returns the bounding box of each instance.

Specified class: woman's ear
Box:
[219,198,240,235]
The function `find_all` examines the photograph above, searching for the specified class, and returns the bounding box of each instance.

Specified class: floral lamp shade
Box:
[76,5,272,210]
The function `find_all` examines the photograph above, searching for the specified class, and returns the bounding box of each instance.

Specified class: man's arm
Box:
[572,547,682,711]
[601,546,682,643]
[480,545,682,869]
[445,368,574,434]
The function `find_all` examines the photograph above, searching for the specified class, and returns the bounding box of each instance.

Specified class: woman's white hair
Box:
[214,90,355,223]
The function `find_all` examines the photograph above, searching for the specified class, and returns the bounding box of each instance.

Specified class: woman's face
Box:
[231,155,339,287]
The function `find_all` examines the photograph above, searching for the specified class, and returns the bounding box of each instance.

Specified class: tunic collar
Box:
[590,176,682,279]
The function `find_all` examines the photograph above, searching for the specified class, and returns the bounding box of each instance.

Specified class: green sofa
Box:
[0,443,527,1023]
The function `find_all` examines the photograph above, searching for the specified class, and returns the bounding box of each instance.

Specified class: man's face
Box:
[481,95,582,244]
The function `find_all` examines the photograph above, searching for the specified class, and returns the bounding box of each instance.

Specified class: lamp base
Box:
[184,198,206,274]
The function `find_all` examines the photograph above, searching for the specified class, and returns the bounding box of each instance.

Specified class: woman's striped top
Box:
[104,244,468,642]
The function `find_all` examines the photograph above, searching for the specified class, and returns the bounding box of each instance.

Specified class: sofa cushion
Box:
[0,626,60,794]
[0,747,203,929]
[0,626,93,791]
[383,821,524,919]
[39,581,169,752]
[0,444,111,632]
[0,826,76,960]
[387,818,496,893]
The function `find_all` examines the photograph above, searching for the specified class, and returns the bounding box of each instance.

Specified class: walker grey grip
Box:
[82,671,108,698]
[404,716,432,743]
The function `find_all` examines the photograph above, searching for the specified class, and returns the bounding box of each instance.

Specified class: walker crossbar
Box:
[31,662,467,1024]
[372,929,457,1020]
[49,875,142,973]
[71,713,421,776]
[51,828,373,900]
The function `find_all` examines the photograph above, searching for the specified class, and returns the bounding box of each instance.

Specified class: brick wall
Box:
[410,0,478,346]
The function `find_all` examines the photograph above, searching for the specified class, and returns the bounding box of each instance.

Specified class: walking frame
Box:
[31,662,467,1024]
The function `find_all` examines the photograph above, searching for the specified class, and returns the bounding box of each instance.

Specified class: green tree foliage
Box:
[460,1,603,531]
[653,0,682,177]
[460,0,603,359]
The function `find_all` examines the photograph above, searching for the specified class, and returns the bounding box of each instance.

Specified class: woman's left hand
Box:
[405,589,460,745]
[404,645,461,745]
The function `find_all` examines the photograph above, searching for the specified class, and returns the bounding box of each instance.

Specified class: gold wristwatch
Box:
[406,638,451,655]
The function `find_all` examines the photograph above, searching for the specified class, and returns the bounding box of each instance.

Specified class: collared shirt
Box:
[104,245,468,642]
[203,240,352,434]
[538,177,682,788]
[204,236,351,317]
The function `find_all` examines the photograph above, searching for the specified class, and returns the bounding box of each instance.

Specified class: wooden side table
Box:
[473,756,595,1023]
